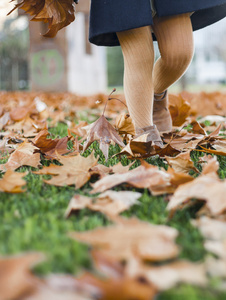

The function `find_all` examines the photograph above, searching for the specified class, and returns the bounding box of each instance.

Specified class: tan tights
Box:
[116,13,194,129]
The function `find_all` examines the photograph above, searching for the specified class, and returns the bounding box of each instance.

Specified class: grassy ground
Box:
[0,121,226,300]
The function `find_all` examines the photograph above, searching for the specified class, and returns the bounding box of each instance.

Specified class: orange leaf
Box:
[0,253,44,300]
[32,129,72,159]
[8,0,76,37]
[0,141,40,172]
[169,94,191,126]
[0,170,28,193]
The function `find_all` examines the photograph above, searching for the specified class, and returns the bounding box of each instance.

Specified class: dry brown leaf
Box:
[198,124,222,145]
[6,116,47,138]
[90,161,135,179]
[150,166,194,196]
[0,139,15,156]
[110,161,135,174]
[162,122,224,153]
[83,115,125,161]
[0,253,44,300]
[168,94,191,126]
[89,164,112,179]
[91,162,193,196]
[70,217,179,262]
[162,131,202,152]
[33,151,98,189]
[9,0,76,38]
[189,120,207,135]
[76,268,156,300]
[126,259,207,291]
[205,256,226,279]
[197,145,226,157]
[114,113,135,136]
[0,141,40,172]
[0,112,10,130]
[201,155,220,175]
[10,107,31,122]
[167,159,226,216]
[193,217,226,281]
[24,276,92,300]
[91,165,170,194]
[32,130,72,159]
[205,240,226,259]
[65,191,141,217]
[181,91,226,117]
[165,150,199,174]
[192,217,226,241]
[118,139,180,159]
[70,121,89,137]
[0,170,28,193]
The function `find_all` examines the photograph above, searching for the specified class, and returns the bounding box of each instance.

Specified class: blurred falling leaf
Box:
[168,94,191,126]
[8,0,76,38]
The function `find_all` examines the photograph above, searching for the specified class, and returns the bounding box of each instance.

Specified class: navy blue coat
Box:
[89,0,226,46]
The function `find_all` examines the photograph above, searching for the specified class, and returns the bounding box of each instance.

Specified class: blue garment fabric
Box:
[88,0,226,46]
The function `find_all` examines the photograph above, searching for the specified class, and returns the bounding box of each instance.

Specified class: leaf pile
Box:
[0,90,226,299]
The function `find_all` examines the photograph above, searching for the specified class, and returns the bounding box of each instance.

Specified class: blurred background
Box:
[0,0,226,95]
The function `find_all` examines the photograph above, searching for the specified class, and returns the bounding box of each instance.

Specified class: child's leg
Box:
[116,26,154,129]
[152,13,194,95]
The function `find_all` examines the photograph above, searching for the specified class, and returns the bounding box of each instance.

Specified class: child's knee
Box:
[162,44,194,69]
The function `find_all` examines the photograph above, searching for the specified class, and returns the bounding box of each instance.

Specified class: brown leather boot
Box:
[153,90,173,133]
[134,124,164,148]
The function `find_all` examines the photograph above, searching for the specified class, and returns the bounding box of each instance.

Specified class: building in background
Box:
[67,1,107,95]
[0,0,107,94]
[1,1,226,93]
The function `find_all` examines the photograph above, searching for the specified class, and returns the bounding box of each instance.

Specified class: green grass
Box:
[0,122,226,299]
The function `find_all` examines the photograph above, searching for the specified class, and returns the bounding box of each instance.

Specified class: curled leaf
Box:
[8,0,76,37]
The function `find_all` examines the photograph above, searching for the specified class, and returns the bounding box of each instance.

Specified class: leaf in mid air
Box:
[168,94,191,127]
[8,0,76,37]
